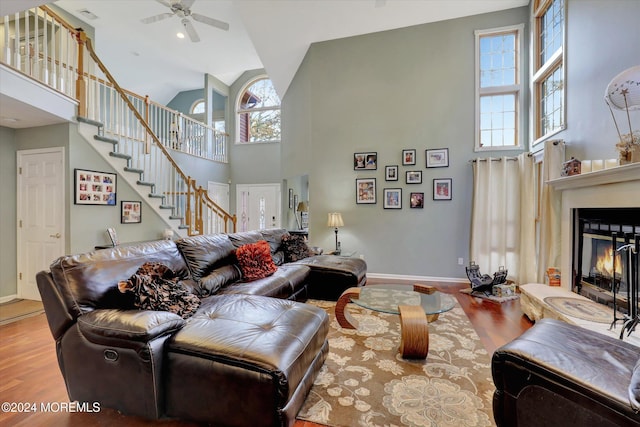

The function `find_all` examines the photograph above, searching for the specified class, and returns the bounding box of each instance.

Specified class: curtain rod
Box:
[469,153,533,163]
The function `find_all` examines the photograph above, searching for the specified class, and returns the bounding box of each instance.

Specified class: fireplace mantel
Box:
[547,162,640,290]
[548,162,640,190]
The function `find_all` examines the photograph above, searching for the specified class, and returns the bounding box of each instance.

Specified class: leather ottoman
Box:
[164,294,329,426]
[295,255,367,300]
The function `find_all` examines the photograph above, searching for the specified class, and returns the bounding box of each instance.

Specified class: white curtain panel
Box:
[536,140,565,283]
[470,153,537,284]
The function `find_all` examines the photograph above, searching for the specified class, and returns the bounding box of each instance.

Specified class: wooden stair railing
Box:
[79,30,235,235]
[0,5,236,235]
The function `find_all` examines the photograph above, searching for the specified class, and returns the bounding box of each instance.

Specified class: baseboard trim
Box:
[367,273,468,284]
[0,294,19,304]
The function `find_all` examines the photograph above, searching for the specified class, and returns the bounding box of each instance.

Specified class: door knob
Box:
[50,233,61,238]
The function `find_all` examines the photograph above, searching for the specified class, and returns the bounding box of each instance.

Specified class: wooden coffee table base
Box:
[335,287,430,359]
[398,305,429,358]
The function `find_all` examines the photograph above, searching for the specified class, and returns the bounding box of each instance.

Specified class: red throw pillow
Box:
[236,240,277,281]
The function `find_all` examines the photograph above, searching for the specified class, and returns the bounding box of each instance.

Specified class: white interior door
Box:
[207,181,230,233]
[17,148,65,301]
[236,184,281,232]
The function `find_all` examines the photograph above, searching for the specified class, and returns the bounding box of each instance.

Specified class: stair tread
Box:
[94,135,118,144]
[77,116,103,128]
[110,152,131,160]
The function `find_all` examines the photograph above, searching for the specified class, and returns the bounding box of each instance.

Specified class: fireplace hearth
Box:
[572,207,639,337]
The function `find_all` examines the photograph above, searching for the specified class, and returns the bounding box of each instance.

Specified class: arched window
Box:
[191,99,205,114]
[236,77,281,143]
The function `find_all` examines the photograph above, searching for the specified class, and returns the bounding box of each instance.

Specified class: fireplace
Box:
[572,208,640,317]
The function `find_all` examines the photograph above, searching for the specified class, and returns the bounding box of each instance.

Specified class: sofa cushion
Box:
[199,265,241,295]
[280,234,311,262]
[260,228,288,253]
[236,240,277,281]
[228,230,263,248]
[118,262,201,319]
[176,234,236,282]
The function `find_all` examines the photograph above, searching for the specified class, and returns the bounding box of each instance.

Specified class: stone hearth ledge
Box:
[519,283,639,347]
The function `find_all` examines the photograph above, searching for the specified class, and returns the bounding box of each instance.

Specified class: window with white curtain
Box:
[474,24,524,151]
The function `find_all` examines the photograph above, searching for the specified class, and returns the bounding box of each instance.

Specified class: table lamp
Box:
[327,212,344,254]
[296,201,308,230]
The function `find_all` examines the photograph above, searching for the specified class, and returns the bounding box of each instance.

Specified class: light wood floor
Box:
[0,281,532,426]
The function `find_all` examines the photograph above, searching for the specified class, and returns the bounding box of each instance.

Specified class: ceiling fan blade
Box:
[191,13,229,31]
[181,18,200,42]
[141,12,173,24]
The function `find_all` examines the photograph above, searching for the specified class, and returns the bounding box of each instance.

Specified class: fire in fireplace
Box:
[573,208,640,317]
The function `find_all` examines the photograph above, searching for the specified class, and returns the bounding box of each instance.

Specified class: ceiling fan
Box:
[140,0,229,43]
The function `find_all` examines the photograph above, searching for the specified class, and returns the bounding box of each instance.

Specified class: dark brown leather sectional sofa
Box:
[492,318,640,426]
[36,228,366,426]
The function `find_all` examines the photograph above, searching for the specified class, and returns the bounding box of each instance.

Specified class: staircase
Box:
[76,117,189,235]
[1,6,235,236]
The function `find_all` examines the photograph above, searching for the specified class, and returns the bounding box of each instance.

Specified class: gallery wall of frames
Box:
[353,148,452,210]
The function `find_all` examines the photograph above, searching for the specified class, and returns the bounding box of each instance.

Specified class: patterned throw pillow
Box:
[235,240,277,281]
[280,234,311,262]
[118,262,200,319]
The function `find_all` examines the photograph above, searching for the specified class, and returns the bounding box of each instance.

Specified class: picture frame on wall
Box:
[121,201,142,224]
[383,188,402,209]
[74,168,117,205]
[402,149,416,165]
[410,192,424,208]
[354,152,378,170]
[355,178,376,204]
[385,165,399,181]
[433,178,452,200]
[405,170,422,184]
[289,188,294,209]
[426,148,449,168]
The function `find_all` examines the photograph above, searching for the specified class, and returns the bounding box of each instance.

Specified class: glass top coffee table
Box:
[335,284,457,359]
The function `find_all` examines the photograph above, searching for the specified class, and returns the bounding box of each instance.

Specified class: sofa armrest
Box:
[77,309,185,348]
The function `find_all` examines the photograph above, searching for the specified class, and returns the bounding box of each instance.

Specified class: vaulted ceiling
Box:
[1,0,529,128]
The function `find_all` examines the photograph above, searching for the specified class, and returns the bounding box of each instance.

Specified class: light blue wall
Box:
[282,7,530,278]
[0,127,17,298]
[167,88,227,117]
[549,0,640,161]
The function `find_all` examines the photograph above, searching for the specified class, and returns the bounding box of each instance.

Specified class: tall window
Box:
[475,25,523,151]
[533,0,565,143]
[237,77,281,143]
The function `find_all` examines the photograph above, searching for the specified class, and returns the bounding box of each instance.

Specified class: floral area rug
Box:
[298,300,496,427]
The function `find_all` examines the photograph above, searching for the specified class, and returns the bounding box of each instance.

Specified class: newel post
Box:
[75,29,87,117]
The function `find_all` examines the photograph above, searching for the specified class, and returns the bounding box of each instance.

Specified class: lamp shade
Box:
[296,201,308,212]
[604,65,640,111]
[327,212,344,228]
